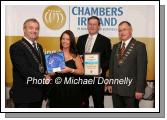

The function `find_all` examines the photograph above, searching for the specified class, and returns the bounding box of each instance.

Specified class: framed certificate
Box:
[45,52,66,73]
[84,53,100,76]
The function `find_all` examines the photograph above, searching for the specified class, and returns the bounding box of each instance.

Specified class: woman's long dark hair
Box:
[60,30,78,57]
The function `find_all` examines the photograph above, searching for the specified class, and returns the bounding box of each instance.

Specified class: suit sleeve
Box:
[136,43,147,93]
[10,44,45,83]
[38,44,49,99]
[109,45,115,84]
[102,38,112,76]
[76,36,83,55]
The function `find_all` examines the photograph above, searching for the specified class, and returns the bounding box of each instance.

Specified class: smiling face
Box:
[118,22,132,41]
[87,18,100,35]
[61,33,71,49]
[23,21,39,41]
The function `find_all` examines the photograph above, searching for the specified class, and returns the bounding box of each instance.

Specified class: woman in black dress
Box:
[48,30,84,108]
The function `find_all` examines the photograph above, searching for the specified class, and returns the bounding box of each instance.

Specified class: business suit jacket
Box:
[10,38,46,103]
[109,38,147,97]
[77,33,111,77]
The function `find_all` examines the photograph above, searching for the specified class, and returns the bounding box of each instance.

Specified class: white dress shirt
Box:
[85,34,98,53]
[24,36,38,50]
[121,37,132,49]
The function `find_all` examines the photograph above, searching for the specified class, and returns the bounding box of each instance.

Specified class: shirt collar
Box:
[121,37,132,47]
[24,36,37,45]
[88,33,98,39]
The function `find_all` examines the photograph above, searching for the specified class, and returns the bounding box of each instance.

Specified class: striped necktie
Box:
[32,42,38,53]
[85,36,93,53]
[119,42,125,58]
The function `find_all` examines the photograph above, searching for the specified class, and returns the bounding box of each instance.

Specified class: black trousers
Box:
[14,101,42,108]
[112,94,139,108]
[81,78,104,108]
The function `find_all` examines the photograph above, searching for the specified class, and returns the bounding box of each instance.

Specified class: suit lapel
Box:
[124,38,135,55]
[117,38,136,65]
[83,34,89,53]
[116,42,122,62]
[22,38,41,61]
[91,34,100,53]
[84,34,89,44]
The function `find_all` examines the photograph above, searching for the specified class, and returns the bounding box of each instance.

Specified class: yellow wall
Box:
[5,36,155,86]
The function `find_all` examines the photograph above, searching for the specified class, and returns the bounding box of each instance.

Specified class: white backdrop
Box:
[6,5,155,38]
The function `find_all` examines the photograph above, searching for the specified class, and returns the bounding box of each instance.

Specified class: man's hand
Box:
[44,74,51,84]
[107,86,112,94]
[48,72,56,77]
[135,92,143,100]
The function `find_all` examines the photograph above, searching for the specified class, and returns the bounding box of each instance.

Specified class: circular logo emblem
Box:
[43,6,66,30]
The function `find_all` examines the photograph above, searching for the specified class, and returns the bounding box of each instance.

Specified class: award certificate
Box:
[84,54,100,75]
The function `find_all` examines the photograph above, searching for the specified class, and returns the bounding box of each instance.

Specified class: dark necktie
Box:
[32,42,38,53]
[120,42,125,58]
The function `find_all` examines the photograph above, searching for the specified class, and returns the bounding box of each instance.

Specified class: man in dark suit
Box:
[108,21,147,108]
[10,18,50,108]
[77,16,111,107]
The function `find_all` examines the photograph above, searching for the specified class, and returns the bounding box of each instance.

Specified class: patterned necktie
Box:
[119,42,125,58]
[85,36,93,53]
[32,42,38,53]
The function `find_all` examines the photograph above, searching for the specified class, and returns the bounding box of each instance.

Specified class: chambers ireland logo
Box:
[43,5,66,30]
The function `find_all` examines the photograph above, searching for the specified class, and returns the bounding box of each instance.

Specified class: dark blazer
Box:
[109,38,147,97]
[77,33,111,77]
[10,38,46,103]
